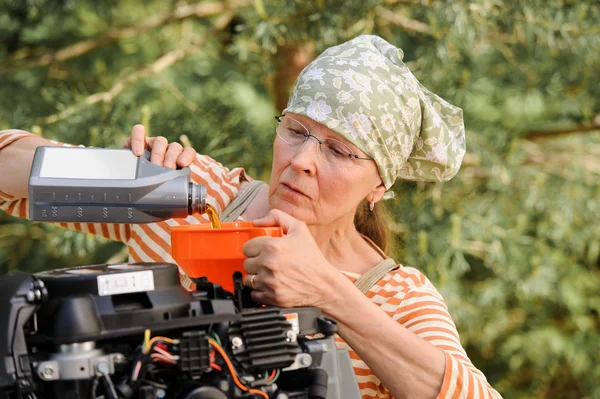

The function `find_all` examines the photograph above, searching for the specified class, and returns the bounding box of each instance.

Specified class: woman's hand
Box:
[242,209,343,309]
[122,124,196,169]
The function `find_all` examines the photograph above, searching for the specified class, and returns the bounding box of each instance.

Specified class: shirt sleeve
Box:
[392,270,502,399]
[0,130,131,243]
[187,153,246,213]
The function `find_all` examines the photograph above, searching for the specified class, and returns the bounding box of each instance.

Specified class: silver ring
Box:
[250,274,257,290]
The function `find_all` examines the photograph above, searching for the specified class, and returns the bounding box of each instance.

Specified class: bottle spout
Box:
[188,183,206,215]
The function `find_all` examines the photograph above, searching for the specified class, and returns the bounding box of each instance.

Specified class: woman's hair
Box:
[354,199,391,254]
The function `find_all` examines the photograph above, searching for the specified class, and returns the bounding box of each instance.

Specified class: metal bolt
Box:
[231,336,243,349]
[113,354,126,365]
[18,379,31,388]
[218,380,229,392]
[300,355,312,366]
[96,361,110,375]
[42,365,55,379]
[26,291,36,303]
[286,330,297,342]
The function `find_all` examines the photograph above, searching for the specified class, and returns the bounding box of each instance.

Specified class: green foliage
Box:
[0,1,599,397]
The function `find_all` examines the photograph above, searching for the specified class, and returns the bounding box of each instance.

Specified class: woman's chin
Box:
[270,197,313,223]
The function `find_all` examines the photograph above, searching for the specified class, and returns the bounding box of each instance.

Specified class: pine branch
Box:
[521,140,600,183]
[375,7,432,35]
[525,124,600,141]
[0,1,249,74]
[519,14,600,38]
[40,13,235,126]
[159,76,198,112]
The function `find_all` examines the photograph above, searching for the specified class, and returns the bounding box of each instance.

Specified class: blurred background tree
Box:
[1,0,599,397]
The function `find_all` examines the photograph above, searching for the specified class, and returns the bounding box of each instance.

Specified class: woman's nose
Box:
[290,138,320,175]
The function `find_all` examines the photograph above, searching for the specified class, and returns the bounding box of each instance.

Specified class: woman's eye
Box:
[290,129,307,137]
[327,145,348,158]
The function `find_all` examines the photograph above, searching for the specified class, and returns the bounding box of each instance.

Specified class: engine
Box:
[0,263,360,399]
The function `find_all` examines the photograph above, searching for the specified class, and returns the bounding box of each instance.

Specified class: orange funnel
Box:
[170,221,282,292]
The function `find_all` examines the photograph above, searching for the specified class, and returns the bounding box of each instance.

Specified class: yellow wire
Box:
[144,329,151,353]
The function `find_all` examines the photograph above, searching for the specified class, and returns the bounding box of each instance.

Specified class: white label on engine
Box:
[285,313,300,334]
[97,270,155,296]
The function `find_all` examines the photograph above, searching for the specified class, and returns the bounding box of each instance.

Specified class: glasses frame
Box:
[274,115,373,162]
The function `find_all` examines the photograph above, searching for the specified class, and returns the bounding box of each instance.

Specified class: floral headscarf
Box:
[284,35,466,194]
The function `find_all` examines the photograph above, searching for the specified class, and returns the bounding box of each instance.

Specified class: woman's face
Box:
[268,113,385,227]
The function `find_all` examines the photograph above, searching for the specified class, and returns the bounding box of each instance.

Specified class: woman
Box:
[0,35,500,398]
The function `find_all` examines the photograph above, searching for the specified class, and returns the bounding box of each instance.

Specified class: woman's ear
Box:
[367,182,387,205]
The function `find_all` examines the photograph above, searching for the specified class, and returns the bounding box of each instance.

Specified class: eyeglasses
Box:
[275,115,373,168]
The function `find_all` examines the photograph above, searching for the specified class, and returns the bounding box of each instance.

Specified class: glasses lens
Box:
[276,117,309,145]
[322,139,357,167]
[275,116,364,167]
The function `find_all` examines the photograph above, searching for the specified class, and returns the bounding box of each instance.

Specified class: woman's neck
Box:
[307,217,385,275]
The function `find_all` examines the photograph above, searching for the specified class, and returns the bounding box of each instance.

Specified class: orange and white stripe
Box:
[1,130,500,399]
[340,268,502,398]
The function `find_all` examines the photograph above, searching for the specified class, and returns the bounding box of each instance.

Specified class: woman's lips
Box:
[282,183,310,199]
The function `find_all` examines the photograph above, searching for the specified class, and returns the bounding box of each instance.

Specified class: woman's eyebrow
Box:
[295,115,366,155]
[311,123,366,153]
[328,134,364,153]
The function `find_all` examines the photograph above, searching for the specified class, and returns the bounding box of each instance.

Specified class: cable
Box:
[266,369,280,385]
[210,331,222,347]
[153,346,176,360]
[132,334,180,383]
[265,369,276,381]
[265,369,277,383]
[131,360,142,381]
[251,368,280,387]
[141,380,168,390]
[144,329,151,352]
[151,353,177,364]
[209,349,222,371]
[99,370,118,399]
[208,338,269,399]
[145,336,179,354]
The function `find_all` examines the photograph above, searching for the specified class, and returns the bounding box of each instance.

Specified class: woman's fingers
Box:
[147,136,169,166]
[124,125,194,169]
[243,248,267,275]
[177,146,197,168]
[253,209,302,235]
[129,124,147,156]
[242,236,271,259]
[244,269,275,293]
[245,273,260,290]
[164,142,183,169]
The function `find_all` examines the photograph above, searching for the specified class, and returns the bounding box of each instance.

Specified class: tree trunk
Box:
[272,41,316,113]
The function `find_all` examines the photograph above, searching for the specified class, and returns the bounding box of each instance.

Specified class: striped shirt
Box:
[0,131,501,399]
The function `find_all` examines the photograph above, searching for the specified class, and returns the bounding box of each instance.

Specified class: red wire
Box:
[208,349,222,371]
[265,369,277,382]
